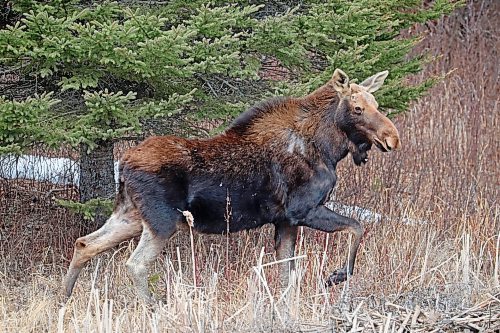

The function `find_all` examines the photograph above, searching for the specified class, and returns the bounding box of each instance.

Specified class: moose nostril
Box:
[387,137,401,150]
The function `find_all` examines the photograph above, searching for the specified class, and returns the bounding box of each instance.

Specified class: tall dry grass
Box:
[0,0,499,332]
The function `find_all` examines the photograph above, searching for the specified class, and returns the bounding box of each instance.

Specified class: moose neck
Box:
[302,84,351,169]
[313,109,350,169]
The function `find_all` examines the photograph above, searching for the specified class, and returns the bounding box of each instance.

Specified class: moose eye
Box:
[354,106,363,114]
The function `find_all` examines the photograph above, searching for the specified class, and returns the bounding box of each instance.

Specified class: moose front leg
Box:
[274,224,298,285]
[299,206,364,286]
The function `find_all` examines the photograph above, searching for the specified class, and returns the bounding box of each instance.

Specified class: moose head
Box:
[330,69,401,165]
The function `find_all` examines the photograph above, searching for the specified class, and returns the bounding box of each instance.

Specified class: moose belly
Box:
[186,178,280,234]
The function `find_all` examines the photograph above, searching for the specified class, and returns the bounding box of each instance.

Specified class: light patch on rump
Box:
[286,131,306,155]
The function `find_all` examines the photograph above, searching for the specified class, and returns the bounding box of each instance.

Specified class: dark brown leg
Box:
[274,224,298,285]
[298,206,364,286]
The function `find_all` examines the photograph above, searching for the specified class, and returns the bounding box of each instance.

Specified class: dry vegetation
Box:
[0,1,499,332]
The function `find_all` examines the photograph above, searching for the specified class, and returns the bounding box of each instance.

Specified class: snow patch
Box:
[0,154,120,186]
[327,202,427,225]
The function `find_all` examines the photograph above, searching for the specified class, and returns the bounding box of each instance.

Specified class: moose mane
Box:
[226,97,290,135]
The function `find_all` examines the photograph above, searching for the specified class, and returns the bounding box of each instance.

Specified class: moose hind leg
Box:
[64,210,143,298]
[126,225,175,303]
[274,224,298,285]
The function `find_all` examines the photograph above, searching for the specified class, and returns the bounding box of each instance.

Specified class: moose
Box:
[64,69,401,302]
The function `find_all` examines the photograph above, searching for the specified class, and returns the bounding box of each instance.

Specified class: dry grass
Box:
[1,1,499,332]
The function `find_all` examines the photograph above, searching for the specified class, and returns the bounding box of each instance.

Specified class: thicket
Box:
[0,0,459,224]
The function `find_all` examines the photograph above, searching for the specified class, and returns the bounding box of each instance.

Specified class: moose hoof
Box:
[325,268,348,287]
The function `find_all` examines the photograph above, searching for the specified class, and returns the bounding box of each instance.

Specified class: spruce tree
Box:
[0,0,459,226]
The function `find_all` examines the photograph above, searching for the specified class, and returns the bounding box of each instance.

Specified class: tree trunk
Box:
[79,140,115,228]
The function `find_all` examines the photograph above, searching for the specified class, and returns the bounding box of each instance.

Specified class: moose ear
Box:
[331,68,350,94]
[359,70,389,93]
